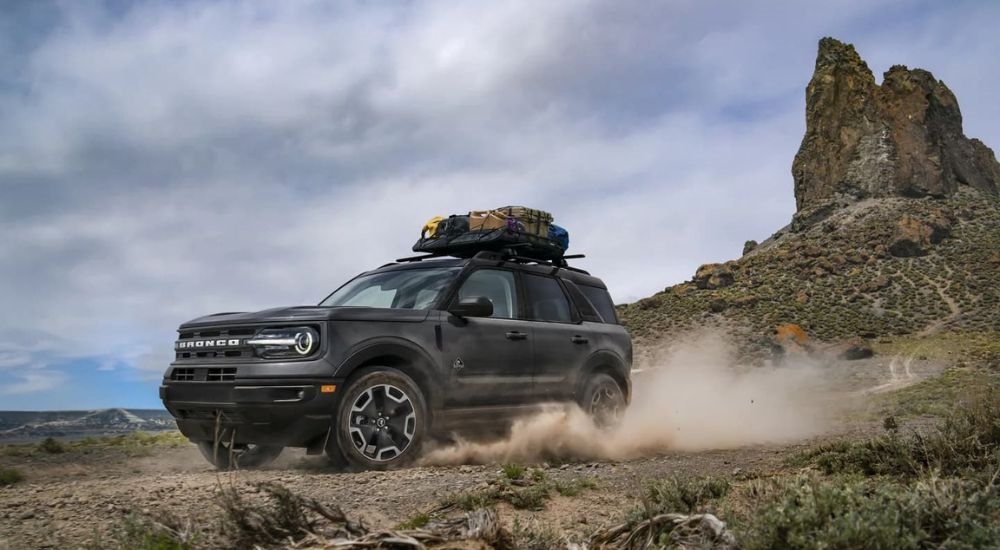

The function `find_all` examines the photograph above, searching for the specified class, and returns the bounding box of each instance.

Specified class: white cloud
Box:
[1,370,68,396]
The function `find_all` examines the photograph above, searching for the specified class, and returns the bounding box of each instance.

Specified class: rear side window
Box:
[580,285,618,324]
[563,281,602,323]
[523,274,573,323]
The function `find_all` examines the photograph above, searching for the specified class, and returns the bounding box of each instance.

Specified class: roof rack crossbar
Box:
[391,248,588,273]
[393,253,446,263]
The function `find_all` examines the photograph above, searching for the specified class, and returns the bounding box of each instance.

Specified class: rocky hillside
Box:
[621,38,1000,354]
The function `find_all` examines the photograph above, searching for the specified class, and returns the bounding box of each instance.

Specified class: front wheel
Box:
[330,367,427,471]
[581,373,626,428]
[196,440,283,470]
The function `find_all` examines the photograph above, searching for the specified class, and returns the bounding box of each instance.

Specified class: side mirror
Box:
[449,296,493,318]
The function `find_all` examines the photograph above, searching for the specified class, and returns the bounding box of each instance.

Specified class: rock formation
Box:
[792,38,1000,221]
[623,38,1000,352]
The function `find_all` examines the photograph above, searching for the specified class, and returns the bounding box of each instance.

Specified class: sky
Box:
[1,0,999,410]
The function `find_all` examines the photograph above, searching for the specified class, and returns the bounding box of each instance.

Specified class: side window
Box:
[580,285,618,324]
[563,281,603,323]
[523,274,573,323]
[455,269,518,319]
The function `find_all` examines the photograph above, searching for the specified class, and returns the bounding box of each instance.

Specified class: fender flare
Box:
[334,337,444,410]
[576,350,631,403]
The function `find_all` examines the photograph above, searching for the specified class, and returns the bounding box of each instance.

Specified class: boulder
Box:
[742,240,759,255]
[859,274,890,293]
[830,337,875,360]
[888,210,952,257]
[694,263,735,290]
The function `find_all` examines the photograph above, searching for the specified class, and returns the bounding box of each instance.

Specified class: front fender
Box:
[334,336,445,409]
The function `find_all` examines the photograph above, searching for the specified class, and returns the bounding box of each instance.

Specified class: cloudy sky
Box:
[1,0,998,410]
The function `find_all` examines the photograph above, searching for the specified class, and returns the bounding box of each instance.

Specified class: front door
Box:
[438,268,533,407]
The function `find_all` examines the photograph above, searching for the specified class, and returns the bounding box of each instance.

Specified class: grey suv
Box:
[160,251,631,470]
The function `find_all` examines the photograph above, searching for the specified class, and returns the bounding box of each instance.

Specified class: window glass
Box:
[580,285,618,324]
[524,274,573,323]
[564,281,603,323]
[456,269,518,319]
[320,267,460,309]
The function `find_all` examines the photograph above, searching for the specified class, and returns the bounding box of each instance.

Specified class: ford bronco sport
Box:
[160,250,631,470]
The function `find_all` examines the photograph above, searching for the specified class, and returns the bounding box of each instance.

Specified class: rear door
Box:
[438,268,534,407]
[521,273,595,402]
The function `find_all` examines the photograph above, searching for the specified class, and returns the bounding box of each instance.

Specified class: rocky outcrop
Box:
[693,263,735,290]
[888,209,953,257]
[792,38,1000,217]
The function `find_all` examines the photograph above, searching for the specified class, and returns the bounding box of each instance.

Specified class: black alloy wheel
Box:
[582,373,626,428]
[332,367,427,470]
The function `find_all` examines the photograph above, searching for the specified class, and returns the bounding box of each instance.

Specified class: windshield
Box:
[319,267,461,309]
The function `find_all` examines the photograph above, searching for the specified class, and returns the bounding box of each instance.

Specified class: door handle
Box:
[571,335,589,344]
[505,331,528,341]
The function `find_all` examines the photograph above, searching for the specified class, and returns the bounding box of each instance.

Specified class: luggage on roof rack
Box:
[413,206,568,261]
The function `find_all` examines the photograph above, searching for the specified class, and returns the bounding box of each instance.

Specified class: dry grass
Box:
[1,431,189,458]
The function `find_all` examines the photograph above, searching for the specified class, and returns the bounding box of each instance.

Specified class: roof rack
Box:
[392,249,589,274]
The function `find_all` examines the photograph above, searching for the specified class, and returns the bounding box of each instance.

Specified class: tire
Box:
[329,367,428,471]
[196,440,283,470]
[580,373,626,428]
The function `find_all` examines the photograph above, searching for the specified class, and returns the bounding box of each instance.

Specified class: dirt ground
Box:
[0,354,950,549]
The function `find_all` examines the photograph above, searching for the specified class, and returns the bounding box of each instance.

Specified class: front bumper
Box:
[160,377,342,448]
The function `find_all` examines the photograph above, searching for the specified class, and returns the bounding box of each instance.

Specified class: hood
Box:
[179,306,432,329]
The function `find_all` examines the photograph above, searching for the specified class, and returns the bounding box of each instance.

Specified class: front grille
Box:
[172,368,196,381]
[174,326,258,363]
[170,367,238,382]
[207,368,236,382]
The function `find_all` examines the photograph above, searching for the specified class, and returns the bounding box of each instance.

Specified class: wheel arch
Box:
[336,338,443,412]
[577,350,631,404]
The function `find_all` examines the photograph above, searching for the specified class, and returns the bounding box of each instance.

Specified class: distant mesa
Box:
[792,37,1000,228]
[0,408,175,441]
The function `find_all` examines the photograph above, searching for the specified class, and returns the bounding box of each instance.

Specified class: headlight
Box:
[246,326,319,359]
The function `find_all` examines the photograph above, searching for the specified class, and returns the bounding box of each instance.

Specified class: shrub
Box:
[441,487,501,511]
[38,437,65,454]
[633,476,731,518]
[87,514,196,550]
[395,512,429,530]
[554,477,598,497]
[502,463,526,480]
[805,384,1000,479]
[742,476,1000,549]
[441,471,596,512]
[218,482,348,548]
[511,518,561,550]
[0,466,24,486]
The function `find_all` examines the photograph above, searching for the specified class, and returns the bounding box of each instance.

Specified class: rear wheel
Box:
[330,367,427,470]
[196,440,282,470]
[581,373,625,428]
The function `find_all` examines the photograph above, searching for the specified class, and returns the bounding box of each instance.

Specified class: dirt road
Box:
[1,439,819,549]
[0,353,948,549]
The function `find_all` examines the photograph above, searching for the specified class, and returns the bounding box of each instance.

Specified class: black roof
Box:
[369,253,607,289]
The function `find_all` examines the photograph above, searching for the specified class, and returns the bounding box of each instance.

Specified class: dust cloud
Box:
[421,333,837,465]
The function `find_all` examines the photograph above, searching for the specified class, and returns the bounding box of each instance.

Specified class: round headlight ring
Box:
[294,330,315,355]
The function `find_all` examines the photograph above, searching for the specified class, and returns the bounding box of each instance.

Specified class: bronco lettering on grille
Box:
[176,339,242,350]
